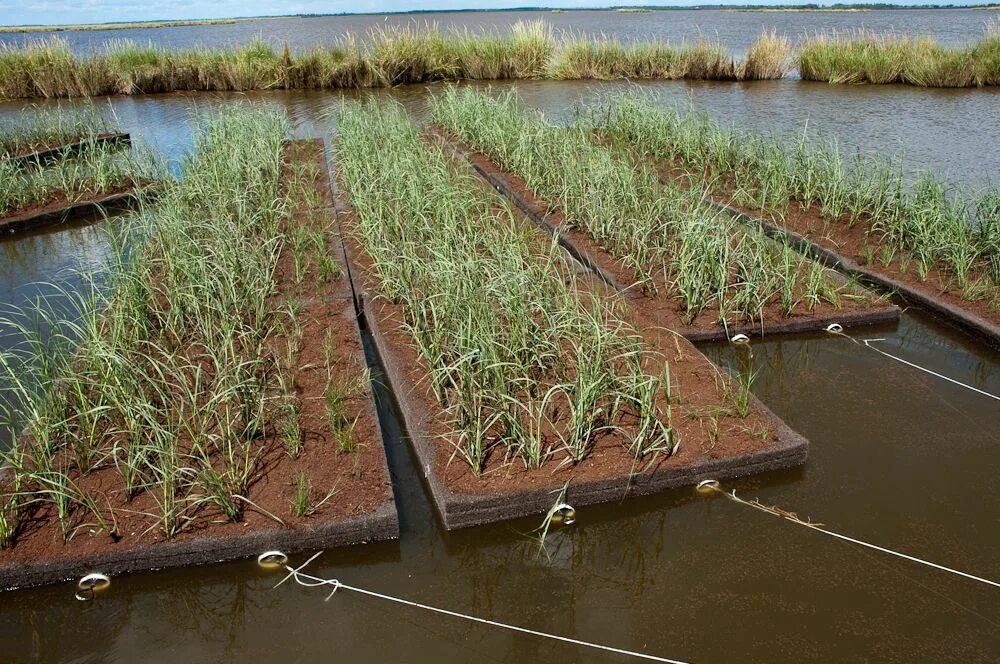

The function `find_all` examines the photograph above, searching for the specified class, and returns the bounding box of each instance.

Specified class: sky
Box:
[0,1,970,27]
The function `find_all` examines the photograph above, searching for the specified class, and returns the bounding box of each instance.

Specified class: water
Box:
[1,15,999,659]
[2,8,998,55]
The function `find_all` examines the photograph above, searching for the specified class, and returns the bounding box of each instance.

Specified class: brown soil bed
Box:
[332,147,807,531]
[0,185,150,235]
[638,146,999,349]
[0,139,397,591]
[433,127,900,343]
[6,132,131,168]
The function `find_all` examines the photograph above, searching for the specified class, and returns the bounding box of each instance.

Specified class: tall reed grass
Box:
[0,22,794,99]
[799,21,1000,87]
[0,105,337,547]
[335,99,676,474]
[597,95,1000,303]
[547,35,738,81]
[431,86,846,325]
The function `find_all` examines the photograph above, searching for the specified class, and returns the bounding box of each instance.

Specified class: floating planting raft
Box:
[0,122,152,235]
[7,132,130,168]
[430,87,899,343]
[333,99,808,530]
[0,109,397,591]
[595,96,1000,348]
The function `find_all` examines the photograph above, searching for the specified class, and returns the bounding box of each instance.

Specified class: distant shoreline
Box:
[0,18,252,33]
[2,5,997,34]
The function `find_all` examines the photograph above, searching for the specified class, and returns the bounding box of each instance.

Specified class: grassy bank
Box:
[336,99,676,473]
[0,23,996,98]
[0,22,799,98]
[799,21,1000,86]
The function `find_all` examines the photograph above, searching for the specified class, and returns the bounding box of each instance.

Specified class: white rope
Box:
[857,336,999,401]
[267,551,687,663]
[697,481,999,590]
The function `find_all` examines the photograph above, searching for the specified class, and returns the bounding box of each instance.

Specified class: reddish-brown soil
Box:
[432,126,899,342]
[0,140,395,588]
[634,143,999,330]
[0,185,150,234]
[333,139,807,529]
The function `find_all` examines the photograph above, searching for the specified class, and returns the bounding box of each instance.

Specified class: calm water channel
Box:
[1,10,999,661]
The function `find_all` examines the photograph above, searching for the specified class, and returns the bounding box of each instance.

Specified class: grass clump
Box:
[597,94,1000,306]
[547,35,741,81]
[739,31,793,81]
[431,86,846,325]
[336,99,676,475]
[799,21,1000,87]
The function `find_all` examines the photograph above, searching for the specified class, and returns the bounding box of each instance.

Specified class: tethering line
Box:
[860,338,1000,401]
[821,325,999,402]
[263,551,688,664]
[697,480,999,590]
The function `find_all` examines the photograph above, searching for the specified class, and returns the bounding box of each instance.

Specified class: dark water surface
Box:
[0,80,998,663]
[2,8,999,56]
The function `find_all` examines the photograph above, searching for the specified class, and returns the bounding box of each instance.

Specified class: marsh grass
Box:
[799,21,1000,87]
[0,22,798,99]
[547,34,739,81]
[597,94,1000,303]
[431,86,846,326]
[291,472,337,518]
[739,31,793,81]
[335,98,675,474]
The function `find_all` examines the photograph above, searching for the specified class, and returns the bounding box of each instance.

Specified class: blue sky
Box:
[0,1,968,27]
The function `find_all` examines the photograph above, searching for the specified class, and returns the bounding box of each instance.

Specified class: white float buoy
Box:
[696,479,720,494]
[74,572,110,601]
[77,572,110,591]
[257,551,289,568]
[825,323,843,333]
[550,503,576,525]
[730,333,750,344]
